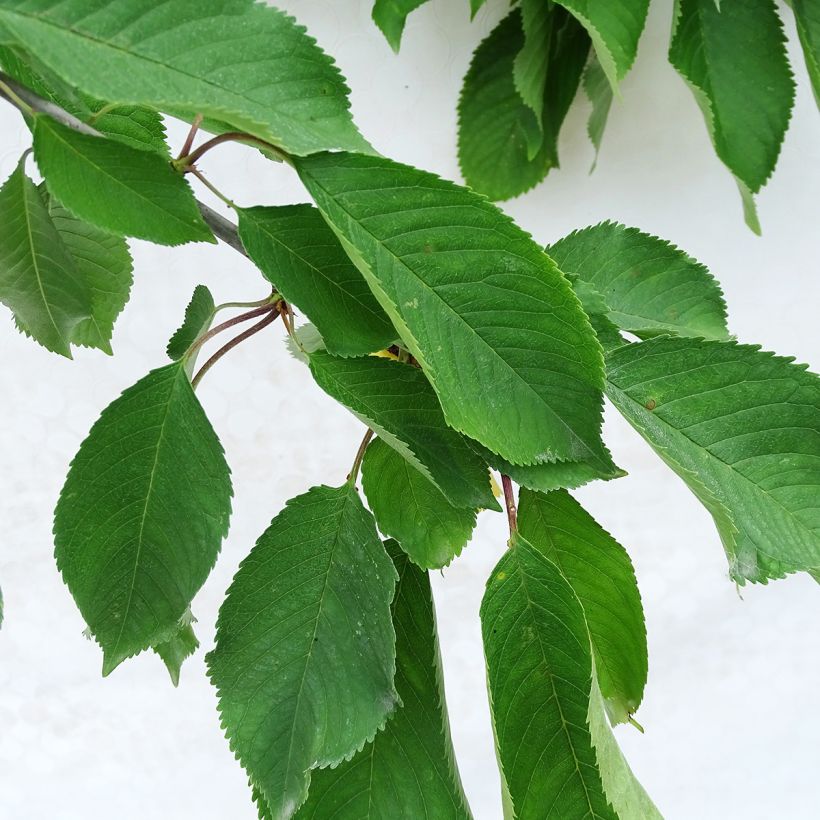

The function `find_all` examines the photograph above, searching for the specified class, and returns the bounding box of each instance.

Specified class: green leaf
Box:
[33,116,213,246]
[54,362,232,673]
[89,103,170,156]
[0,160,91,356]
[296,151,608,468]
[583,55,613,162]
[481,533,615,819]
[45,192,133,354]
[518,488,647,724]
[153,608,199,688]
[793,0,820,107]
[668,0,795,229]
[166,285,216,362]
[605,337,820,583]
[0,0,369,156]
[207,484,398,820]
[458,9,589,200]
[372,0,430,51]
[295,540,471,819]
[237,205,395,357]
[547,221,729,340]
[308,352,497,511]
[362,438,477,569]
[514,0,553,156]
[588,674,662,819]
[555,0,650,88]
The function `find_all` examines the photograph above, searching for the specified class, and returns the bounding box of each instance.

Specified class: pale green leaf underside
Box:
[547,221,729,340]
[372,0,429,51]
[555,0,649,88]
[153,608,199,687]
[297,151,607,468]
[208,484,398,820]
[588,674,662,819]
[238,204,395,358]
[0,0,370,155]
[793,0,820,107]
[668,0,795,225]
[515,0,552,149]
[166,285,215,362]
[606,337,820,583]
[518,488,647,724]
[481,534,615,819]
[362,438,477,569]
[584,56,613,161]
[33,116,213,245]
[54,362,232,672]
[308,352,497,512]
[0,161,91,356]
[46,192,133,354]
[295,540,471,819]
[459,9,589,200]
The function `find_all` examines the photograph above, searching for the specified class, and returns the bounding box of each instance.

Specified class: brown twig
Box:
[185,304,276,360]
[501,474,517,537]
[348,429,375,484]
[177,113,203,160]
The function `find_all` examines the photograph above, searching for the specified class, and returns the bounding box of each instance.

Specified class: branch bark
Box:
[0,70,249,259]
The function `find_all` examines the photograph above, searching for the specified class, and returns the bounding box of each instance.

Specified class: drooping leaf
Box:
[297,151,608,468]
[481,533,615,819]
[458,9,589,200]
[605,337,820,583]
[0,0,370,155]
[372,0,430,51]
[166,285,216,362]
[668,0,795,231]
[584,55,613,162]
[518,488,647,724]
[54,362,232,673]
[237,205,395,357]
[547,221,729,340]
[295,540,471,819]
[361,438,477,569]
[793,0,820,107]
[153,609,199,688]
[514,0,553,156]
[45,192,133,354]
[588,674,662,819]
[33,116,213,245]
[308,352,497,511]
[555,0,650,89]
[0,160,91,356]
[207,484,398,820]
[89,103,170,155]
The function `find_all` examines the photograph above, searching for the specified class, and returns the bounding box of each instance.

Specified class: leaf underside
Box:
[166,285,216,362]
[606,337,820,583]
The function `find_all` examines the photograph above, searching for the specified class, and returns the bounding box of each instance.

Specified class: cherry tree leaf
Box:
[372,0,430,51]
[237,205,395,357]
[547,221,729,340]
[518,488,647,724]
[459,9,589,200]
[583,55,613,162]
[166,285,215,362]
[208,484,398,820]
[792,0,820,107]
[33,116,213,245]
[606,337,820,583]
[309,352,497,511]
[0,160,91,356]
[153,609,199,688]
[297,151,607,468]
[0,0,369,155]
[481,533,615,819]
[668,0,795,232]
[295,540,471,819]
[362,438,478,569]
[54,362,232,673]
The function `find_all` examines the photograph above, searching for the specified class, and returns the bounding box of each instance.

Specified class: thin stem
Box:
[501,474,518,537]
[0,76,33,115]
[191,310,279,390]
[185,304,276,360]
[189,167,235,208]
[177,113,203,160]
[178,131,287,168]
[348,429,374,484]
[88,101,119,124]
[214,294,277,312]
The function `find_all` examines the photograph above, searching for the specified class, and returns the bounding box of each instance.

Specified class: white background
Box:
[1,1,818,818]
